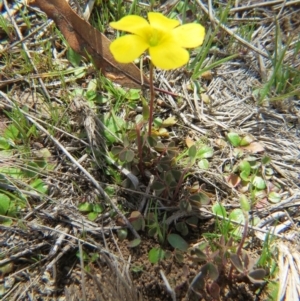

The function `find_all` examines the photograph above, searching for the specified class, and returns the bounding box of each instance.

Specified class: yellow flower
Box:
[109,12,205,70]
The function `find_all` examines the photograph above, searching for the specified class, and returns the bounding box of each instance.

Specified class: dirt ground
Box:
[1,0,300,301]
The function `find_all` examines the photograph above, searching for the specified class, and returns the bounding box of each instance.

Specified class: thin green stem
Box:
[148,62,155,137]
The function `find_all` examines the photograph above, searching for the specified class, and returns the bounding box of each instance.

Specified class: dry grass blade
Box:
[196,0,269,58]
[65,253,143,301]
[3,0,51,99]
[277,242,300,301]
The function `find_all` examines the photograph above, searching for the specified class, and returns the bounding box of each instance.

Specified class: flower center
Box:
[148,28,164,47]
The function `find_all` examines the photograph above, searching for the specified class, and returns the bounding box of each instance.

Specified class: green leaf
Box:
[0,137,10,150]
[174,249,184,263]
[23,162,39,178]
[128,211,144,231]
[201,262,219,281]
[78,202,93,212]
[154,141,165,152]
[4,124,19,140]
[175,222,189,236]
[152,181,165,194]
[197,145,213,159]
[240,170,250,182]
[126,89,141,100]
[148,247,165,263]
[104,186,116,196]
[111,146,123,156]
[161,116,177,127]
[67,48,81,67]
[261,155,271,165]
[87,78,97,92]
[86,90,97,101]
[0,216,12,226]
[30,179,48,194]
[189,192,210,205]
[0,193,11,215]
[194,248,207,261]
[252,176,266,190]
[76,250,88,261]
[131,264,143,273]
[239,195,250,212]
[230,253,244,273]
[186,216,198,228]
[87,211,98,221]
[92,204,104,213]
[229,209,245,224]
[147,135,157,147]
[163,170,175,186]
[227,132,241,147]
[239,161,251,176]
[103,114,124,144]
[0,167,23,179]
[153,117,163,127]
[119,149,135,162]
[117,229,128,241]
[265,167,274,176]
[240,135,254,146]
[233,148,244,158]
[128,238,141,248]
[171,170,182,181]
[167,233,189,251]
[248,269,267,284]
[35,148,51,159]
[73,66,86,78]
[188,145,197,160]
[0,150,13,158]
[268,192,282,203]
[142,98,149,121]
[265,281,279,300]
[198,159,209,169]
[212,203,227,217]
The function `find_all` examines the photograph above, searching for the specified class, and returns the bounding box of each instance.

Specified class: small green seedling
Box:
[77,202,104,221]
[146,210,167,244]
[148,247,165,264]
[212,203,246,239]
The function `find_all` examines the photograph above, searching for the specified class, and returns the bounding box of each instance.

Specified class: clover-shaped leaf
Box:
[212,203,227,217]
[175,221,189,236]
[268,192,281,203]
[128,238,141,248]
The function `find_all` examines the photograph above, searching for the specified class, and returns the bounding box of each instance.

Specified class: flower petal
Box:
[148,12,180,30]
[149,42,189,70]
[110,15,150,35]
[172,23,205,48]
[110,35,148,63]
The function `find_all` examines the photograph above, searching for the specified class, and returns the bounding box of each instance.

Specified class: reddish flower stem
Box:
[148,62,155,136]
